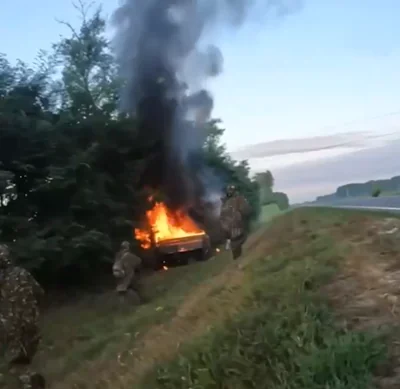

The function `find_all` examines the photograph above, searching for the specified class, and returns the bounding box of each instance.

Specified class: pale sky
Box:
[2,0,400,201]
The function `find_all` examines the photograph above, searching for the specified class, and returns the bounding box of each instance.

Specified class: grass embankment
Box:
[143,208,388,389]
[259,203,283,223]
[31,207,400,388]
[33,253,234,387]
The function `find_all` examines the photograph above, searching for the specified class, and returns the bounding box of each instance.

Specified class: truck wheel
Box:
[195,247,211,262]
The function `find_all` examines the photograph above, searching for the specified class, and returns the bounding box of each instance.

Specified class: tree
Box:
[255,170,274,189]
[53,0,120,117]
[0,55,56,267]
[272,192,289,210]
[255,170,274,205]
[372,188,381,197]
[0,6,147,285]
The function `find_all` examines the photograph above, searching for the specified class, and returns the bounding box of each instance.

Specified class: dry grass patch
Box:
[319,212,400,389]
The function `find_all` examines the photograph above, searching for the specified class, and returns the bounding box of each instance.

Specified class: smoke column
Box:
[112,0,302,215]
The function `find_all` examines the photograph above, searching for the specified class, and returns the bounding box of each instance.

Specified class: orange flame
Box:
[134,199,205,249]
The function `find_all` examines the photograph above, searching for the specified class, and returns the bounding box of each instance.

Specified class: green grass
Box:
[380,191,400,197]
[33,252,234,384]
[142,230,387,389]
[14,207,396,389]
[260,203,283,223]
[303,206,400,221]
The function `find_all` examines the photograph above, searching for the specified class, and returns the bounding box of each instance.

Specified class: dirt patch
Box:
[324,218,400,389]
[325,252,398,329]
[366,218,400,259]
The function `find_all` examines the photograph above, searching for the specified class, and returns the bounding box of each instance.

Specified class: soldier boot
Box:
[232,245,243,259]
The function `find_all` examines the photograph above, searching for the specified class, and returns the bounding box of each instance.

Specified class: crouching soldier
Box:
[0,244,46,389]
[112,241,144,304]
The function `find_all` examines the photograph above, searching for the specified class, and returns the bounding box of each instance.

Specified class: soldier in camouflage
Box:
[220,185,251,259]
[112,241,144,304]
[0,244,45,389]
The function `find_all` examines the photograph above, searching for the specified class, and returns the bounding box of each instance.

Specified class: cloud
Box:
[235,131,400,203]
[230,131,397,159]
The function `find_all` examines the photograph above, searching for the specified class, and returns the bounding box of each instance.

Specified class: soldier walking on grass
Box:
[220,185,251,259]
[0,244,46,389]
[112,241,144,304]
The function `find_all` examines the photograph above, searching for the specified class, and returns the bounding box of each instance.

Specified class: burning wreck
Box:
[112,0,297,265]
[134,197,212,268]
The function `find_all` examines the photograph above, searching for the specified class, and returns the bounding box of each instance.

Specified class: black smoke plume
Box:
[112,0,301,220]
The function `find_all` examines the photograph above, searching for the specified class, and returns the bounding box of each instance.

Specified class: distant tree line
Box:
[315,175,400,202]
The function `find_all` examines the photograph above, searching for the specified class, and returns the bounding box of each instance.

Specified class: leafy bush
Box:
[372,188,381,197]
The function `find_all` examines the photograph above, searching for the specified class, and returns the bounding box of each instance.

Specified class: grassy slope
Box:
[33,253,234,387]
[142,208,389,389]
[26,207,400,388]
[259,203,282,223]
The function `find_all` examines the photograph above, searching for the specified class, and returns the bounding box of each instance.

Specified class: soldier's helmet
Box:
[0,244,12,268]
[226,184,236,197]
[121,241,130,250]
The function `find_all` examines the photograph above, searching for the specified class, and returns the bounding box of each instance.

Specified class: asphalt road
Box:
[299,196,400,213]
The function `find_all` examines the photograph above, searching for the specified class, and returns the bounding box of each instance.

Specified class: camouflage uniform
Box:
[112,241,144,303]
[0,244,45,389]
[220,185,251,259]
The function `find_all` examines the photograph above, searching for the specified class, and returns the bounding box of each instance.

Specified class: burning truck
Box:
[134,198,213,269]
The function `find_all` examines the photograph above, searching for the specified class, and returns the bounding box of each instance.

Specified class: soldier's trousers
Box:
[117,276,145,304]
[229,231,248,259]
